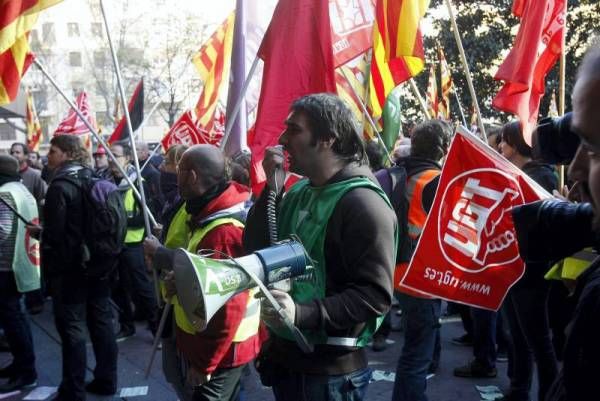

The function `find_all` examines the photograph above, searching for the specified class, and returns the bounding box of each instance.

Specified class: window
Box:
[71,81,85,96]
[67,22,80,37]
[91,23,103,38]
[29,29,40,47]
[0,123,16,141]
[69,52,82,67]
[42,23,55,44]
[93,50,106,67]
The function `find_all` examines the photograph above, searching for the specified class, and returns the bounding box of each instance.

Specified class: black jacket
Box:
[42,162,90,278]
[244,162,397,375]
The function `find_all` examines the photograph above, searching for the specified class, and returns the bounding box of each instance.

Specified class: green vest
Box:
[124,187,145,243]
[0,182,40,292]
[276,177,397,347]
[164,203,190,249]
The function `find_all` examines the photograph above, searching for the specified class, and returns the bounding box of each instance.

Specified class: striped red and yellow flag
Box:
[368,0,430,117]
[193,12,235,137]
[25,89,42,151]
[426,64,438,118]
[0,0,63,105]
[438,46,452,120]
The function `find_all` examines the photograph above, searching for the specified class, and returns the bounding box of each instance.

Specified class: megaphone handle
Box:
[144,300,173,379]
[234,262,314,354]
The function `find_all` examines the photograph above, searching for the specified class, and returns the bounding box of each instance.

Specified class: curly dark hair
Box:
[50,135,91,166]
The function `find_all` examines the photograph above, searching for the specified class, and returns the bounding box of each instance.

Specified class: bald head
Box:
[177,145,229,199]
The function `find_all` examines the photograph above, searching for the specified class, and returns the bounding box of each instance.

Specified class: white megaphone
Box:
[173,240,310,332]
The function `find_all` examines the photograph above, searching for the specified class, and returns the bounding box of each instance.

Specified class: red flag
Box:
[399,128,551,310]
[25,89,42,151]
[54,91,96,136]
[329,0,376,67]
[109,79,144,144]
[492,0,566,145]
[161,110,212,150]
[249,0,337,194]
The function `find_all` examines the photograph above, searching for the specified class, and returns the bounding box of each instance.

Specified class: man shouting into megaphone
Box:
[244,94,397,401]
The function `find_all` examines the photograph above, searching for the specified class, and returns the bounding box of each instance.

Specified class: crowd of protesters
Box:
[0,43,598,401]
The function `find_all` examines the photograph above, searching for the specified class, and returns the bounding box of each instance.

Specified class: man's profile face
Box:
[109,145,129,178]
[278,110,318,177]
[94,153,108,169]
[570,74,600,228]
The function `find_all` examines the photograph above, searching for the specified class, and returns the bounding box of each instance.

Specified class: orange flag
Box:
[25,89,42,151]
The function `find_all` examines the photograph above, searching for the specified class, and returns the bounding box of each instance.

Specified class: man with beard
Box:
[244,93,396,401]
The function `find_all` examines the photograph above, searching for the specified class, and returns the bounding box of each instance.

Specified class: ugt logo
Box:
[438,169,524,273]
[166,121,199,148]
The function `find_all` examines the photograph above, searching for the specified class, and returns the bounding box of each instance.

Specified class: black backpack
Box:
[386,164,431,264]
[59,169,127,278]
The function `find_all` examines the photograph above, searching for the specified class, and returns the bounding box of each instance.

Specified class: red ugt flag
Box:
[161,110,211,150]
[249,0,337,195]
[492,0,566,145]
[399,128,551,310]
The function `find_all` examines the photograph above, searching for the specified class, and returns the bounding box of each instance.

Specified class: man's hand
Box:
[143,235,162,271]
[263,146,285,193]
[260,289,296,327]
[162,271,177,299]
[186,365,211,387]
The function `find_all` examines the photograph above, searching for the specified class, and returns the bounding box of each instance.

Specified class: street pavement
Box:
[0,301,531,401]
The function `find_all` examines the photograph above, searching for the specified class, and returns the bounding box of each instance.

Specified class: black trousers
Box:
[112,244,157,330]
[0,272,36,379]
[505,283,558,401]
[51,275,118,401]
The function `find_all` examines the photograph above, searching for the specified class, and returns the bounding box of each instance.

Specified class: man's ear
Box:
[189,170,198,184]
[319,137,336,150]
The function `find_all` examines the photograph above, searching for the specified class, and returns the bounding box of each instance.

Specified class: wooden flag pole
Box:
[33,58,158,227]
[100,0,160,303]
[444,0,486,140]
[340,68,393,164]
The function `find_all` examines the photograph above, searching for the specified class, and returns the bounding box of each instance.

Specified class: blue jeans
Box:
[392,294,441,401]
[270,366,371,401]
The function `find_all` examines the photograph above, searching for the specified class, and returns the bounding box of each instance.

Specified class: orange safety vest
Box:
[394,169,440,297]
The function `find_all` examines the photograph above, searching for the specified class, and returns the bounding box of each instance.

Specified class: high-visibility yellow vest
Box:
[545,248,597,281]
[174,217,260,343]
[124,187,145,244]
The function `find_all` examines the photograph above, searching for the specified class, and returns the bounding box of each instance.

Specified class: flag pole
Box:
[99,0,160,302]
[444,0,486,140]
[220,56,260,152]
[453,89,468,127]
[408,78,431,119]
[340,68,393,164]
[32,58,157,227]
[558,12,567,189]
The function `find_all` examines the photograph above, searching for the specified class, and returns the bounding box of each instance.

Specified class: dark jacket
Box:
[42,162,90,278]
[547,257,600,401]
[244,163,397,375]
[514,161,559,288]
[140,160,165,221]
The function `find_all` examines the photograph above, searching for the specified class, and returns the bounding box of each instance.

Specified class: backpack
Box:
[59,169,127,278]
[386,164,431,264]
